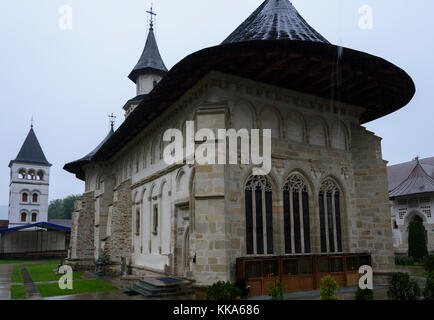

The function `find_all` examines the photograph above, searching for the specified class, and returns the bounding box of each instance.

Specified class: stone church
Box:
[64,0,415,294]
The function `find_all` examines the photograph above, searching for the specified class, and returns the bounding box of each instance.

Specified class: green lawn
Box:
[37,279,118,297]
[10,285,27,300]
[12,263,83,283]
[25,263,83,282]
[12,266,24,283]
[415,271,429,278]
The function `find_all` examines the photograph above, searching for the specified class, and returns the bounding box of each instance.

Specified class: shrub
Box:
[408,221,428,262]
[319,275,339,300]
[205,281,242,300]
[388,272,420,300]
[395,256,415,266]
[268,280,284,300]
[355,287,374,300]
[423,255,434,273]
[423,272,434,300]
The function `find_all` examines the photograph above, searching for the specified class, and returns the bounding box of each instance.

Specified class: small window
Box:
[262,260,278,277]
[152,205,158,235]
[22,193,28,202]
[245,261,261,279]
[32,193,38,203]
[21,212,27,222]
[135,209,140,235]
[31,212,37,222]
[393,220,398,229]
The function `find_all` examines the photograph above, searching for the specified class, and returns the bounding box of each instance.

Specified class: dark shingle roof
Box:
[222,0,329,44]
[9,127,51,167]
[128,28,168,83]
[63,127,114,180]
[389,160,434,198]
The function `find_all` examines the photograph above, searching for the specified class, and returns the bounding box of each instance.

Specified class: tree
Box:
[408,221,428,261]
[48,195,81,220]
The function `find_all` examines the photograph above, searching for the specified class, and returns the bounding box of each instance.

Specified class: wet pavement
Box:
[0,264,12,300]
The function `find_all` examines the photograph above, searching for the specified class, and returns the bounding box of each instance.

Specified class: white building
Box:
[8,125,51,228]
[388,157,434,254]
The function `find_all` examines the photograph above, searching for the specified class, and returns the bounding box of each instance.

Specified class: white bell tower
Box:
[8,124,51,228]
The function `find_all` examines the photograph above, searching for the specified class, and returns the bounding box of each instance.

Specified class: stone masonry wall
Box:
[351,125,395,272]
[103,179,133,274]
[68,191,95,270]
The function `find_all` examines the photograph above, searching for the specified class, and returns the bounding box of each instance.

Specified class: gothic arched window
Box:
[31,212,37,222]
[318,179,343,253]
[32,193,38,203]
[22,193,28,203]
[283,174,311,254]
[21,212,27,222]
[245,176,273,255]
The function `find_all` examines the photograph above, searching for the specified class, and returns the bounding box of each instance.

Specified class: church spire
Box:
[128,4,167,87]
[9,126,51,168]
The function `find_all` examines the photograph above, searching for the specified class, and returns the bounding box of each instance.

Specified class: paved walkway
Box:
[249,285,390,300]
[0,264,13,300]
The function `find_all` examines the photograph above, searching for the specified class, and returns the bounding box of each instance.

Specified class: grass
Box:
[12,263,83,283]
[10,285,27,300]
[37,279,118,297]
[12,266,24,283]
[25,263,83,282]
[415,272,429,278]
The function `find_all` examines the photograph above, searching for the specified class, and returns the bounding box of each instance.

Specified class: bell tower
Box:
[123,5,168,118]
[8,124,51,227]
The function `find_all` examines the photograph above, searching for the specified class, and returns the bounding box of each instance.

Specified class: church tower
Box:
[8,125,51,227]
[123,6,168,117]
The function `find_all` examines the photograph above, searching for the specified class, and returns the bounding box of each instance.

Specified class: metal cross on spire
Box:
[30,116,34,129]
[146,3,157,31]
[108,113,116,129]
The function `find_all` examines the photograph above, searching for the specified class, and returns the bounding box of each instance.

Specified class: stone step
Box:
[131,277,194,298]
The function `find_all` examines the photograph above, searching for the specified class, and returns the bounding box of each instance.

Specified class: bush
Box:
[355,287,374,300]
[205,281,242,300]
[408,221,428,262]
[268,280,284,300]
[423,272,434,300]
[395,256,414,266]
[388,272,420,300]
[319,275,339,300]
[423,255,434,273]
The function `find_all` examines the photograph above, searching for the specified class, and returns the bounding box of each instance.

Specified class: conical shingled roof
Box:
[223,0,329,44]
[9,127,51,167]
[128,28,168,83]
[389,161,434,198]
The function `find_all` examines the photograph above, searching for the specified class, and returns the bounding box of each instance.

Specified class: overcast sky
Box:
[0,0,432,211]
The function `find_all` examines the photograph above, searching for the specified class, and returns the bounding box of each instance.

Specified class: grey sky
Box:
[0,0,432,207]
